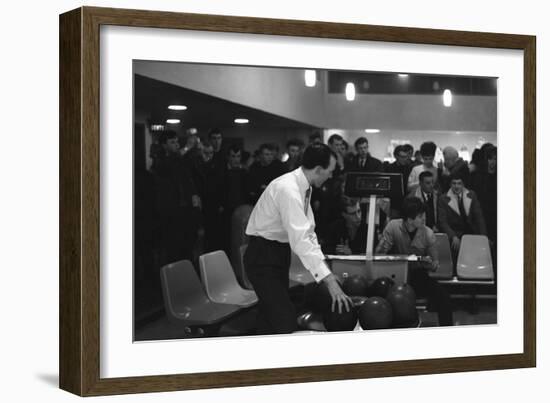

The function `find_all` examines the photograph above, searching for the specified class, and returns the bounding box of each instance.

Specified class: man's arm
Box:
[375,222,394,255]
[278,188,351,313]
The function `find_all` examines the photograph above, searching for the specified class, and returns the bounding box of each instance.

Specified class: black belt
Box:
[249,235,289,247]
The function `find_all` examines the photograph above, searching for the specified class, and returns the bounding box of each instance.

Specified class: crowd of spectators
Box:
[136,128,497,279]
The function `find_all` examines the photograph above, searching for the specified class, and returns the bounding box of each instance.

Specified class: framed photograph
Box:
[59,6,536,396]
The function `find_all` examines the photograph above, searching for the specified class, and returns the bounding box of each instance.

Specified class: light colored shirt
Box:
[246,168,331,282]
[407,164,438,191]
[375,219,438,264]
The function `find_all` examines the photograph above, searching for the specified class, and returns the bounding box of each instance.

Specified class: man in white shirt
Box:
[408,141,438,192]
[244,144,352,334]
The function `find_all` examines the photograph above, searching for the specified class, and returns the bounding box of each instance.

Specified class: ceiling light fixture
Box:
[364,129,380,134]
[398,74,409,78]
[168,105,187,111]
[166,119,180,124]
[443,89,453,107]
[234,118,249,124]
[304,70,316,87]
[345,82,356,101]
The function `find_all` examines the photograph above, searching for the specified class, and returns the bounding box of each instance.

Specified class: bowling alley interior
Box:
[133,60,498,340]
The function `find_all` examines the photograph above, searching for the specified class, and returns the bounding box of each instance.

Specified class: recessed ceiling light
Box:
[234,118,249,124]
[168,105,187,111]
[398,74,409,78]
[166,119,180,124]
[345,82,356,101]
[304,70,316,87]
[443,89,453,107]
[365,129,380,133]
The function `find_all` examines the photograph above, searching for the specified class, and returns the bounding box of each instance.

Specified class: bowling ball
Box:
[342,275,369,297]
[311,281,333,313]
[323,307,358,332]
[358,297,393,330]
[388,283,417,303]
[368,277,395,298]
[386,290,418,328]
[350,295,368,309]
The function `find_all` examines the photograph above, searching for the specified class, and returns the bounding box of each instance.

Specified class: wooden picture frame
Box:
[59,6,536,396]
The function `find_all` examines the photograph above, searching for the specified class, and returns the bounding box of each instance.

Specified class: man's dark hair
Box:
[449,171,465,183]
[402,143,414,154]
[485,145,497,160]
[301,143,336,170]
[309,131,322,143]
[286,138,304,149]
[393,144,406,158]
[158,130,178,145]
[259,143,276,153]
[201,140,213,149]
[419,141,437,157]
[208,128,222,138]
[354,137,368,148]
[419,170,434,183]
[402,197,426,220]
[227,144,242,155]
[328,134,344,145]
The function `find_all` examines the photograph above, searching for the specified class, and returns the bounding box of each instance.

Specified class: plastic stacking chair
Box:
[289,251,315,287]
[430,233,454,280]
[199,251,258,307]
[160,260,241,326]
[237,244,254,290]
[457,235,494,280]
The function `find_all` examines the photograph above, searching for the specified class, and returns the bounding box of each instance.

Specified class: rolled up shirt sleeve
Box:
[278,190,331,283]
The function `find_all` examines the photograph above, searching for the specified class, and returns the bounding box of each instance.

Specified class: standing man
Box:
[208,128,226,168]
[386,145,413,218]
[327,134,348,175]
[349,137,384,172]
[246,143,286,204]
[438,146,470,192]
[438,172,487,257]
[244,144,352,334]
[283,139,304,172]
[408,141,438,192]
[408,171,439,231]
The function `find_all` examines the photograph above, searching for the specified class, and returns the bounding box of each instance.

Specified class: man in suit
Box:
[386,145,412,218]
[408,171,439,231]
[438,172,487,256]
[349,137,384,172]
[322,196,368,255]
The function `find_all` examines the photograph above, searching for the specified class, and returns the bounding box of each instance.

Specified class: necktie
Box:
[360,158,365,168]
[426,193,435,228]
[458,194,468,221]
[304,187,311,215]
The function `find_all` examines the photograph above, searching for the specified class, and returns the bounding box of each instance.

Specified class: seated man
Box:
[375,198,453,326]
[438,172,487,258]
[322,196,368,255]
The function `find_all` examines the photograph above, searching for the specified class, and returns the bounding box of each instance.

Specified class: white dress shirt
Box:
[245,168,331,282]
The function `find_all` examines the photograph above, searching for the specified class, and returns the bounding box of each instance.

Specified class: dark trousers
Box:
[409,268,453,326]
[244,236,295,334]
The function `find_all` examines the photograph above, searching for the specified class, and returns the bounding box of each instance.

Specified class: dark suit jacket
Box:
[322,219,368,255]
[437,188,487,240]
[407,187,440,230]
[348,154,384,172]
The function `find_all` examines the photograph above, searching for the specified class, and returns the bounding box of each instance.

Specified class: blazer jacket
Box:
[437,188,487,240]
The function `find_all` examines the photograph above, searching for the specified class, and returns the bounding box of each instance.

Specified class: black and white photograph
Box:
[133,60,498,341]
